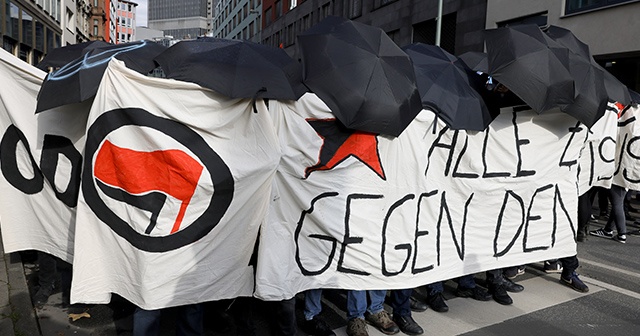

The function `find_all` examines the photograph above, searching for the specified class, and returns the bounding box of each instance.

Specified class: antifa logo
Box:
[83,108,234,252]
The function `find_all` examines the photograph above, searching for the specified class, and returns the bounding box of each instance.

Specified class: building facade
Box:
[1,0,64,65]
[260,0,489,57]
[76,0,92,43]
[90,0,108,42]
[112,0,136,43]
[148,0,213,39]
[212,0,262,42]
[485,0,640,91]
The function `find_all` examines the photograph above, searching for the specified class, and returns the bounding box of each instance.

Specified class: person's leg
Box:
[346,290,368,320]
[455,274,491,301]
[559,255,589,292]
[34,252,57,306]
[390,289,423,335]
[365,290,398,334]
[609,185,628,237]
[230,297,256,336]
[598,187,609,216]
[577,189,594,241]
[425,281,448,312]
[176,303,204,336]
[457,274,476,289]
[133,307,162,336]
[273,298,297,336]
[366,290,387,315]
[304,289,323,321]
[486,269,512,305]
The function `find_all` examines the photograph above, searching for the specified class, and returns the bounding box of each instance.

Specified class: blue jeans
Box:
[457,274,477,288]
[133,304,203,336]
[304,289,323,320]
[346,290,386,320]
[426,281,443,295]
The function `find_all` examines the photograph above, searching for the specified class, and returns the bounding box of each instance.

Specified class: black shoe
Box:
[33,283,55,308]
[488,284,513,305]
[455,286,492,301]
[392,315,424,335]
[409,296,427,312]
[426,292,448,312]
[300,316,336,336]
[502,278,524,293]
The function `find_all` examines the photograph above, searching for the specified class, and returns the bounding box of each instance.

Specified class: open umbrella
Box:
[36,40,167,113]
[561,51,609,127]
[297,16,422,137]
[458,51,488,73]
[485,24,576,113]
[546,25,630,106]
[154,38,307,100]
[403,43,497,131]
[36,40,111,71]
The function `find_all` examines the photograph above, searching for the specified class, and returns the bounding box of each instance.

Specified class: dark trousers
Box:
[133,304,203,336]
[390,289,412,318]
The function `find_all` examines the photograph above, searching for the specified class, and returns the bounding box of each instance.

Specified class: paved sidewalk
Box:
[0,238,40,336]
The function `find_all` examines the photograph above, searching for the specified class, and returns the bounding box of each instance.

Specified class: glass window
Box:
[7,0,19,41]
[35,20,44,51]
[565,0,634,14]
[348,0,362,18]
[22,10,33,47]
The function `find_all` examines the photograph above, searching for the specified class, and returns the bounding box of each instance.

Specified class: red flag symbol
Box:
[95,140,204,233]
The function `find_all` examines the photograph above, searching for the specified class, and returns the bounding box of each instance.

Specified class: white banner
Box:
[255,95,587,300]
[0,49,84,263]
[70,60,281,309]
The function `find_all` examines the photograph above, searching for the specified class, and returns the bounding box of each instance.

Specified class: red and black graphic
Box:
[305,119,385,180]
[83,108,234,253]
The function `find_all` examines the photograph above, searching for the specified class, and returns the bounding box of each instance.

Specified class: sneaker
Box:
[392,315,423,335]
[614,234,627,244]
[590,228,614,239]
[365,310,399,335]
[560,272,589,293]
[544,260,563,273]
[504,265,526,279]
[426,292,449,313]
[455,286,492,301]
[300,316,336,336]
[346,318,368,336]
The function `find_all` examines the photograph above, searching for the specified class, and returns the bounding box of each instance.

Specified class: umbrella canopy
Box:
[485,24,576,113]
[154,38,307,100]
[545,25,630,106]
[36,40,111,71]
[297,16,422,137]
[36,40,167,113]
[403,43,497,131]
[458,51,488,73]
[561,51,609,127]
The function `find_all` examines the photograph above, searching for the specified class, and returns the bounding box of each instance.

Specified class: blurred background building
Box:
[1,0,639,91]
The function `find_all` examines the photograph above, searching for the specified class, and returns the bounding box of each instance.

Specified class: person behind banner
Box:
[133,304,203,336]
[346,289,423,336]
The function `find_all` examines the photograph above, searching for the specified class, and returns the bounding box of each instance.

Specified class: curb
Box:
[4,249,40,336]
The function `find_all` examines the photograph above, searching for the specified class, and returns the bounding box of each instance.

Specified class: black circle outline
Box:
[83,108,234,252]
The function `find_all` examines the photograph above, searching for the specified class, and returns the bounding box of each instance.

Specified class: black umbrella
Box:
[458,51,488,73]
[297,16,422,137]
[403,43,497,131]
[561,51,609,127]
[546,25,630,106]
[629,89,640,105]
[36,40,111,71]
[36,40,167,113]
[485,24,576,113]
[154,38,307,100]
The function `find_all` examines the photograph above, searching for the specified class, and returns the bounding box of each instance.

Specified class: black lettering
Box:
[40,134,82,207]
[493,190,525,257]
[381,194,414,276]
[337,193,383,276]
[514,112,536,177]
[558,122,584,169]
[523,184,554,252]
[0,125,44,194]
[295,192,339,276]
[437,192,473,265]
[622,136,640,183]
[412,190,438,274]
[452,135,479,178]
[482,128,511,178]
[425,126,458,177]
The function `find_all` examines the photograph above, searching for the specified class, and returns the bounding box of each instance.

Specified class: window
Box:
[347,0,362,18]
[7,0,19,41]
[265,6,272,26]
[23,11,33,47]
[275,1,282,19]
[565,0,635,14]
[35,21,44,51]
[498,12,548,28]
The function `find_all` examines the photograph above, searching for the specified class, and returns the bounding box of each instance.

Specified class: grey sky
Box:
[136,0,148,27]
